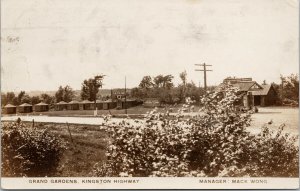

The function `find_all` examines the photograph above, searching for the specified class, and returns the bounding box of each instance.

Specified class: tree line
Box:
[131,71,214,104]
[1,75,105,107]
[1,73,298,107]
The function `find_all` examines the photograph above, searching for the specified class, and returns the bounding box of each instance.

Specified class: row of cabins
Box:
[3,99,139,114]
[3,102,48,114]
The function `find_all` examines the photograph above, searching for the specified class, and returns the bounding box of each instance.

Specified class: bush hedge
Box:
[94,87,299,177]
[1,122,66,177]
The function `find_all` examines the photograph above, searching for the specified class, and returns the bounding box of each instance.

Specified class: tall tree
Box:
[31,96,41,105]
[17,91,26,105]
[63,85,75,102]
[55,85,75,102]
[21,94,31,104]
[139,76,153,89]
[154,74,174,89]
[55,86,64,102]
[179,71,187,101]
[80,75,105,101]
[1,92,17,106]
[41,93,54,104]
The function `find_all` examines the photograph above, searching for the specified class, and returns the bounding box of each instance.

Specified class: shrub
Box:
[1,122,66,177]
[93,86,298,177]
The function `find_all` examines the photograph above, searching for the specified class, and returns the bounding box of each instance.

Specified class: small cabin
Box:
[103,100,117,110]
[55,101,68,111]
[116,99,138,109]
[34,102,49,112]
[67,100,80,110]
[79,100,95,110]
[18,103,33,113]
[96,100,104,110]
[3,104,17,114]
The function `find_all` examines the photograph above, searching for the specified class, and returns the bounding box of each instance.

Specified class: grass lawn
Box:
[8,105,201,117]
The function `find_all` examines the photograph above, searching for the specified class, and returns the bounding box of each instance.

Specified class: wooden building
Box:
[116,99,138,109]
[96,100,104,110]
[251,84,277,106]
[67,100,80,110]
[3,104,17,114]
[219,77,277,108]
[34,102,49,112]
[79,100,94,110]
[103,100,117,110]
[55,101,68,111]
[18,103,33,113]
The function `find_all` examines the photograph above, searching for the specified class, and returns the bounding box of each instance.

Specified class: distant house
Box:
[79,100,94,110]
[34,102,49,112]
[55,101,68,111]
[219,77,277,108]
[18,103,33,113]
[143,98,160,108]
[3,104,17,114]
[116,99,138,109]
[67,100,80,110]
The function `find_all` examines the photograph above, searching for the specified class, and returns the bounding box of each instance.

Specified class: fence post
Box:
[66,122,73,143]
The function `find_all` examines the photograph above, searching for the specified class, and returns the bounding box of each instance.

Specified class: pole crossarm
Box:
[194,63,213,93]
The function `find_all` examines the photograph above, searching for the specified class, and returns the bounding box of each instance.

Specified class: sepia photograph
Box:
[1,0,299,189]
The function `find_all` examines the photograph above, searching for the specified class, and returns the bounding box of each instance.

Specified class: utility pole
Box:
[195,63,213,92]
[125,76,127,114]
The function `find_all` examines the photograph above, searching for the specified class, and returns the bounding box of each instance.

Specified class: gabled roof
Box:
[68,100,80,104]
[56,101,67,105]
[35,102,48,106]
[80,100,93,104]
[251,84,272,95]
[4,104,16,108]
[19,103,32,107]
[118,98,136,102]
[231,81,263,92]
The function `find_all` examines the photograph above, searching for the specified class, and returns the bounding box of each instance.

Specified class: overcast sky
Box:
[1,0,299,92]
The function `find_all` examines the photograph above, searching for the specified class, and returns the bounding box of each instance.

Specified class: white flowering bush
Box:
[93,86,298,177]
[1,122,66,177]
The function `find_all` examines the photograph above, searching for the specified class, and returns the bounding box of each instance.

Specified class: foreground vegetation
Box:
[94,87,299,177]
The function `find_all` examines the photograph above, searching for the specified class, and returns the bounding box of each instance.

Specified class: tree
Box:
[41,93,54,104]
[31,96,41,105]
[80,75,105,101]
[55,85,75,102]
[1,92,17,106]
[17,91,26,105]
[153,75,164,88]
[55,86,64,102]
[63,86,75,102]
[179,71,187,101]
[280,74,299,103]
[21,94,31,104]
[153,74,174,89]
[139,76,153,89]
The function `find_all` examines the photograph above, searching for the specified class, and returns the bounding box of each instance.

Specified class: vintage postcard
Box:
[1,0,299,189]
